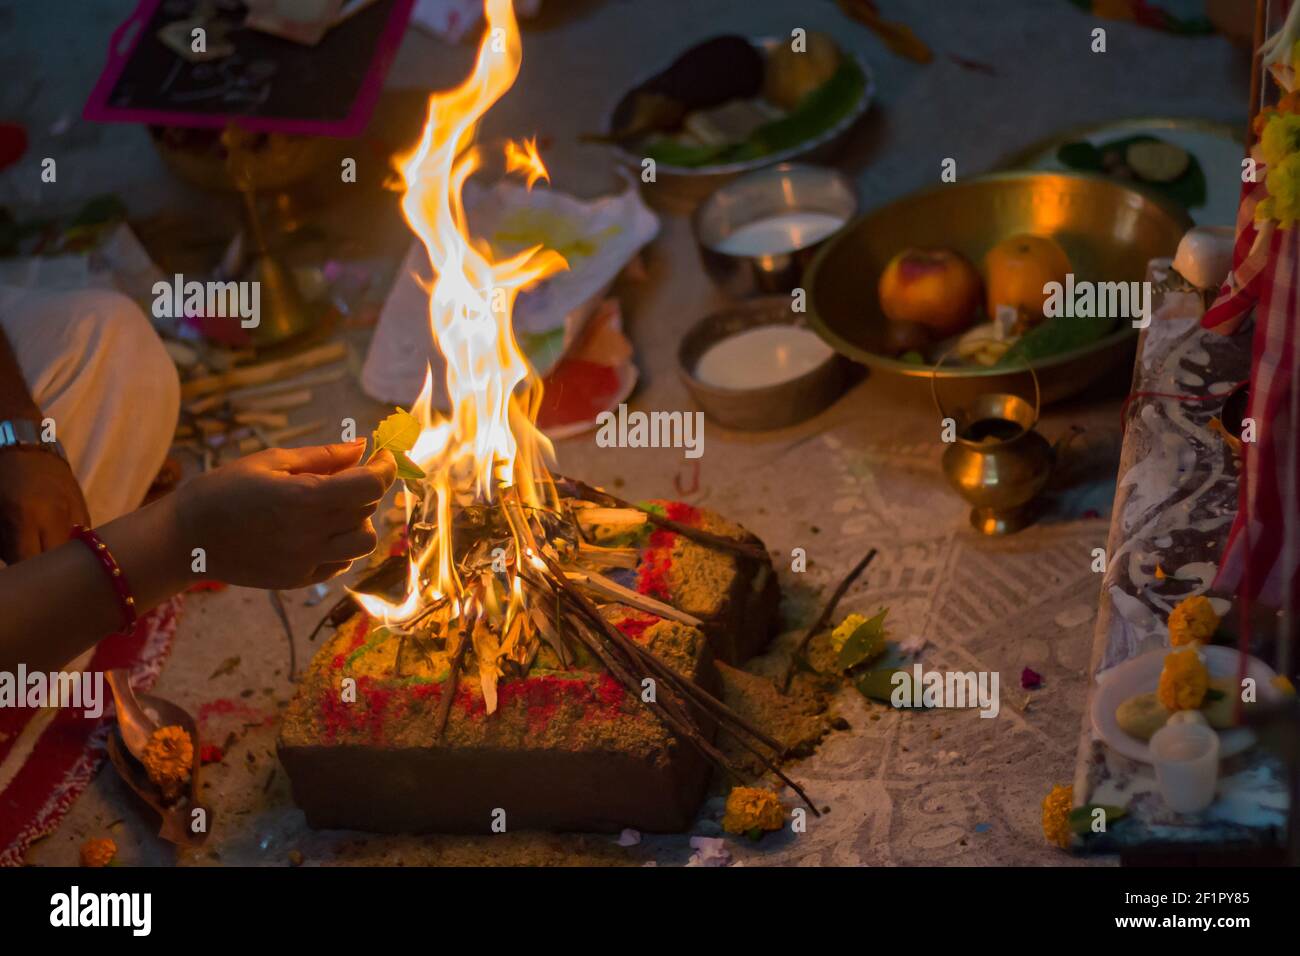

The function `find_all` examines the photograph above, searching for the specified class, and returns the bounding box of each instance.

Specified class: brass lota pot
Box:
[934,364,1066,535]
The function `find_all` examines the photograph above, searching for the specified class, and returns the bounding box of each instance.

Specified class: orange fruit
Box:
[983,234,1072,324]
[878,247,982,336]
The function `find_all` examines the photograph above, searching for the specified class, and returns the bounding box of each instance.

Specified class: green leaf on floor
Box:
[837,608,889,672]
[852,643,924,707]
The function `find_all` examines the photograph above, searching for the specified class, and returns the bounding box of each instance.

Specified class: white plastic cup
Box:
[1149,720,1220,814]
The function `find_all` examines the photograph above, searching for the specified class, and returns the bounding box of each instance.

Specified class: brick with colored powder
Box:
[278,609,717,833]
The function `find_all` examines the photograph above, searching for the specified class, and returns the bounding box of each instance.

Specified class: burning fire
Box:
[350,0,567,676]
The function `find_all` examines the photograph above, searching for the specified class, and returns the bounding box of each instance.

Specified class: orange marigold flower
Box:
[722,786,785,835]
[1252,90,1300,137]
[1157,647,1209,711]
[1041,784,1073,849]
[1168,595,1219,647]
[142,725,193,801]
[80,837,117,867]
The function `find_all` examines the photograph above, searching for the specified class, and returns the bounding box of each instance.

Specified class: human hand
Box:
[173,441,397,589]
[0,449,91,564]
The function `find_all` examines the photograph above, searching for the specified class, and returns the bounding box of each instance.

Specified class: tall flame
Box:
[354,0,566,626]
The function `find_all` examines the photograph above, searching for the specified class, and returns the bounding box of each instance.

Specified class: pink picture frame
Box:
[83,0,415,138]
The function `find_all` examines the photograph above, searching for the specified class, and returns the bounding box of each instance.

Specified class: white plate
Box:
[1091,645,1280,763]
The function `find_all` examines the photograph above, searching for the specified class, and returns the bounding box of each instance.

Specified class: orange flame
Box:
[353,0,566,626]
[504,137,549,190]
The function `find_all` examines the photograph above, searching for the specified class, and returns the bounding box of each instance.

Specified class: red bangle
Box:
[70,524,138,631]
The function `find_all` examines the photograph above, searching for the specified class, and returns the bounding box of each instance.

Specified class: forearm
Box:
[0,493,192,672]
[0,328,41,419]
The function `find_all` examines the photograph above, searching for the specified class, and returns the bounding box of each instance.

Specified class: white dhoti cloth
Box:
[0,286,180,525]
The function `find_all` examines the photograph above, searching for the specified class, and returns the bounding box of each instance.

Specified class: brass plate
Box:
[804,171,1193,408]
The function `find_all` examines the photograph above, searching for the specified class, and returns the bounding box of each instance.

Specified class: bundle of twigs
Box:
[305,479,817,812]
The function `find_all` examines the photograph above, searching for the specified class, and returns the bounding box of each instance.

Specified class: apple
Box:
[878,247,982,337]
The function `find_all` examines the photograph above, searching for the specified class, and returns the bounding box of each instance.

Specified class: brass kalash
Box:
[933,362,1074,535]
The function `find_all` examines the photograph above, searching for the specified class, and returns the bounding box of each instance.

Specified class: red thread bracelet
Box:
[70,524,138,630]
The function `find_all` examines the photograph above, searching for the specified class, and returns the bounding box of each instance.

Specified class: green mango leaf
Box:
[1203,688,1225,703]
[852,643,924,707]
[370,407,425,479]
[1068,804,1127,836]
[837,608,889,672]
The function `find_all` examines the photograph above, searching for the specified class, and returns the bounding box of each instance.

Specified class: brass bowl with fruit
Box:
[804,171,1192,407]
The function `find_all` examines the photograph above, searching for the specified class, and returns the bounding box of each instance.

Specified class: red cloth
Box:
[0,598,182,866]
[1203,169,1300,612]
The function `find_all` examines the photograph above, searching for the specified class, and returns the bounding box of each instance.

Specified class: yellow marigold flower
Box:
[1260,111,1300,168]
[1259,152,1300,228]
[1168,595,1219,647]
[1041,784,1073,849]
[722,786,786,835]
[80,837,116,868]
[1157,647,1209,711]
[830,613,866,654]
[1272,675,1296,697]
[142,725,193,801]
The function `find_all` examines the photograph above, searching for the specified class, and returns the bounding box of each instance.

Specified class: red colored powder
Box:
[186,581,228,593]
[199,744,224,764]
[196,698,276,732]
[615,614,656,642]
[331,615,371,670]
[664,502,700,524]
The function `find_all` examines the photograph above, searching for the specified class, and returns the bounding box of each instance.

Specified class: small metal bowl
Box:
[678,296,847,430]
[693,163,856,297]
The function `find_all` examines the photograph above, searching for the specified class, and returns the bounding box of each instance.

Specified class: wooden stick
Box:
[182,342,346,400]
[564,569,703,626]
[537,548,818,813]
[433,628,468,740]
[233,411,289,429]
[560,476,769,561]
[575,541,639,570]
[779,548,878,693]
[559,602,741,781]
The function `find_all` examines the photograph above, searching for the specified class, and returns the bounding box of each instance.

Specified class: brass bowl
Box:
[804,171,1193,407]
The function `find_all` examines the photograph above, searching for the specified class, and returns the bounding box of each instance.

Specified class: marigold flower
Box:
[1168,595,1219,647]
[80,837,117,868]
[1251,90,1300,138]
[1041,784,1073,850]
[830,613,866,654]
[1157,647,1209,711]
[722,786,786,835]
[1260,111,1300,168]
[1259,152,1300,228]
[1272,675,1296,697]
[142,725,193,801]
